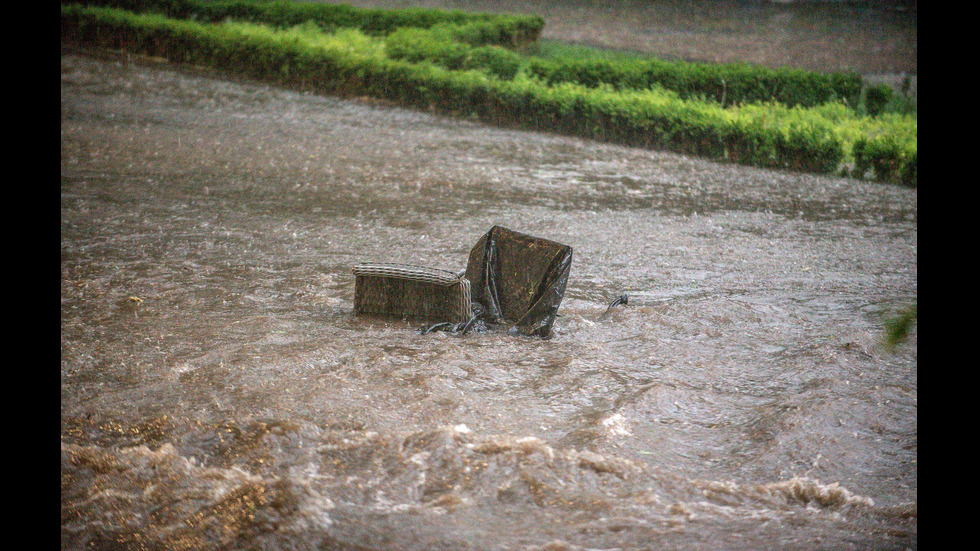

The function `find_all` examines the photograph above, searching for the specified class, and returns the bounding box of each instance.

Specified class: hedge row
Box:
[60,0,545,47]
[526,56,865,111]
[729,100,916,185]
[853,133,917,186]
[385,27,522,80]
[61,4,915,186]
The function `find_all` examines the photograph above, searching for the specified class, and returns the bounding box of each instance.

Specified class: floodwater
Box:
[61,51,917,550]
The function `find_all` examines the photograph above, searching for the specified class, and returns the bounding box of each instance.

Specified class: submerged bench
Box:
[353,263,473,324]
[353,226,572,337]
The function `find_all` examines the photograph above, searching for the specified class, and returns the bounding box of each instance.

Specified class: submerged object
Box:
[464,225,572,338]
[353,226,572,338]
[598,294,629,320]
[352,263,473,323]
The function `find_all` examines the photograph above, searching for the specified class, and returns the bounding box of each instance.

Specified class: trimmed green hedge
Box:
[853,133,917,186]
[61,4,915,186]
[385,27,522,79]
[526,56,864,110]
[60,0,544,47]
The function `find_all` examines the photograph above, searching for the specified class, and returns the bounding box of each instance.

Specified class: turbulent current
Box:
[61,51,917,550]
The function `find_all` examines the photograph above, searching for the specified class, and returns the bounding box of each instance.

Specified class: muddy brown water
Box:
[61,51,916,550]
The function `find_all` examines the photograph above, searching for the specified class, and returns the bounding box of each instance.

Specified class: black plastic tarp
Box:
[464,226,573,338]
